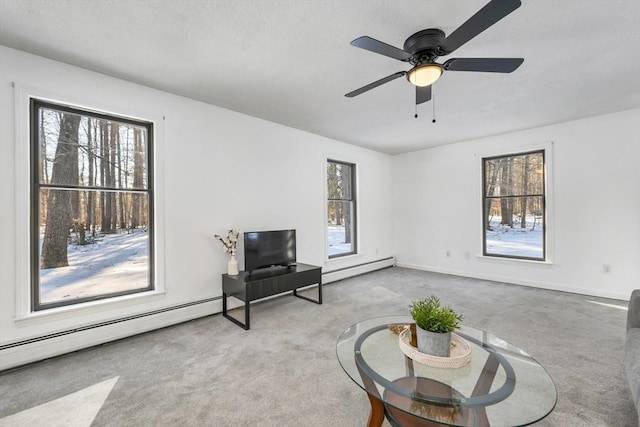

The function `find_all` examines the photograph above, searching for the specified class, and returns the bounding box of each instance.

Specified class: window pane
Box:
[327,162,340,199]
[327,200,354,256]
[327,161,352,200]
[38,188,150,305]
[484,196,544,259]
[337,163,352,200]
[484,152,544,197]
[32,100,153,310]
[38,107,148,190]
[483,149,545,261]
[327,160,356,258]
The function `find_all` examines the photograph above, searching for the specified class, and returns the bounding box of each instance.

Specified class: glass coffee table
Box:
[336,316,557,426]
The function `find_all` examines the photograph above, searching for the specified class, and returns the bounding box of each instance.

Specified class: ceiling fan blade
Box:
[443,58,524,72]
[345,72,407,98]
[351,36,412,61]
[416,85,432,105]
[439,0,521,55]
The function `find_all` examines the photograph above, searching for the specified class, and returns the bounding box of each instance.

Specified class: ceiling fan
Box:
[345,0,524,107]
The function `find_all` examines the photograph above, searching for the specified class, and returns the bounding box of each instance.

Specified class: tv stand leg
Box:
[222,292,251,330]
[245,299,250,330]
[293,281,322,305]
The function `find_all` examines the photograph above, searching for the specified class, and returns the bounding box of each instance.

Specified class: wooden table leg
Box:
[365,393,385,427]
[357,361,386,427]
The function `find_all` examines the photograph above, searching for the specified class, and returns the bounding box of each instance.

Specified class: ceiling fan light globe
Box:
[408,64,443,87]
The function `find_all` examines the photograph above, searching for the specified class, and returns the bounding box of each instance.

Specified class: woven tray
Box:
[398,328,471,369]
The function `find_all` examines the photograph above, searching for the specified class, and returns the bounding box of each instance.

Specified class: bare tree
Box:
[100,121,114,233]
[109,122,119,230]
[39,108,49,225]
[86,117,96,237]
[116,125,126,229]
[499,157,513,226]
[520,155,530,228]
[41,112,81,268]
[131,127,144,228]
[342,164,352,244]
[484,158,502,229]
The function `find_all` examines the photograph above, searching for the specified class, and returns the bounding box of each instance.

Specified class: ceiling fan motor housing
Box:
[403,29,446,63]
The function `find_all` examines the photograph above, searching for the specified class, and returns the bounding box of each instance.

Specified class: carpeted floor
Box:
[0,267,636,426]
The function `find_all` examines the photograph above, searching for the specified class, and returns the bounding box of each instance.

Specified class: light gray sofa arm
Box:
[625,289,640,422]
[629,289,640,331]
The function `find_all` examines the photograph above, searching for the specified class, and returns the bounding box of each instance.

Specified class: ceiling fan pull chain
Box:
[432,89,436,123]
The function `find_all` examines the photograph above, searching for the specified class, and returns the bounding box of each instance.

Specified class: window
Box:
[482,150,545,261]
[30,99,154,311]
[327,160,356,258]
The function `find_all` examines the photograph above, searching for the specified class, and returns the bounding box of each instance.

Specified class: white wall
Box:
[0,46,394,369]
[2,44,637,370]
[393,109,640,300]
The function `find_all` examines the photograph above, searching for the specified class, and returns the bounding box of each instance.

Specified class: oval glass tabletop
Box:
[336,316,557,426]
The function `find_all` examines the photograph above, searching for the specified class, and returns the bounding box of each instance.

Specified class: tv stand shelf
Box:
[222,263,322,330]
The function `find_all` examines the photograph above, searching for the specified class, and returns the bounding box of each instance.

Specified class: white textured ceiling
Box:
[1,0,639,154]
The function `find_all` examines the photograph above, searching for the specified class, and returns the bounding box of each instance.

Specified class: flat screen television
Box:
[244,229,296,273]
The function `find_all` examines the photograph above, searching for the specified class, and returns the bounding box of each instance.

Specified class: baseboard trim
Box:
[1,258,397,371]
[323,257,395,284]
[13,257,616,371]
[396,262,630,301]
[0,298,221,372]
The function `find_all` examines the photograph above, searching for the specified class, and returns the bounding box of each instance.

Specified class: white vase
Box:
[227,254,239,275]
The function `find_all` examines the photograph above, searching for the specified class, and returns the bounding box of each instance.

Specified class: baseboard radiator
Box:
[1,257,395,371]
[322,256,395,284]
[0,298,221,372]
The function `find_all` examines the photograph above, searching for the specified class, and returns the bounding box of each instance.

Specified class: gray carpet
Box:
[0,267,637,427]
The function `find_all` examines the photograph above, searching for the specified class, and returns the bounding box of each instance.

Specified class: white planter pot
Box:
[416,326,451,357]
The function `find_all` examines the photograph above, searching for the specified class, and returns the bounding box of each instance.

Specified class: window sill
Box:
[476,254,554,268]
[326,253,361,264]
[14,290,167,326]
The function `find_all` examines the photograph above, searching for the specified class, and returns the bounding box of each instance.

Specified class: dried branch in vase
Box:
[214,228,241,256]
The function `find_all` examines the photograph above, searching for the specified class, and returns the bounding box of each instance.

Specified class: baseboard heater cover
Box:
[0,297,221,371]
[2,258,396,370]
[322,256,395,284]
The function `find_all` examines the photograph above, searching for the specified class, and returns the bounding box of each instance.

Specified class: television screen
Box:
[244,230,296,273]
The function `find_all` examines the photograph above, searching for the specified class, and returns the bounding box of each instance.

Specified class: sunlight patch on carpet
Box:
[0,376,118,427]
[587,300,628,311]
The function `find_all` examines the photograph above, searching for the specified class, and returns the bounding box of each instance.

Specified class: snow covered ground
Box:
[485,217,543,258]
[329,220,543,259]
[38,220,542,304]
[327,225,353,256]
[39,230,149,304]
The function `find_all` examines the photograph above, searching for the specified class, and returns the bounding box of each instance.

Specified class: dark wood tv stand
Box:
[222,263,322,330]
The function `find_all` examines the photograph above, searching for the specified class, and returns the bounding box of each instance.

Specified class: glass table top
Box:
[336,316,557,426]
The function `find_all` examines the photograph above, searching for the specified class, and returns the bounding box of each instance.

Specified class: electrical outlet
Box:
[446,250,451,258]
[465,252,471,260]
[602,264,612,273]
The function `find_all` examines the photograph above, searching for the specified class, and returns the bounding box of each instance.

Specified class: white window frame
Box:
[13,83,166,321]
[325,156,359,260]
[475,142,554,265]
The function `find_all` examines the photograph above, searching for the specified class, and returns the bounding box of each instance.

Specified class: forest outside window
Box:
[30,99,154,311]
[327,160,356,258]
[482,150,545,261]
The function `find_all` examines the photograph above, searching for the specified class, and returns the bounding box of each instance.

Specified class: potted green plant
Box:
[410,295,463,357]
